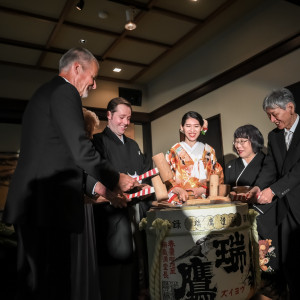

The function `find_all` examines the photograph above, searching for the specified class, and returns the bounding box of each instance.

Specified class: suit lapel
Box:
[287,121,300,153]
[275,129,287,159]
[282,121,300,172]
[238,152,264,186]
[270,129,286,175]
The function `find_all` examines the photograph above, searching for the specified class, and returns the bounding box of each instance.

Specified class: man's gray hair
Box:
[263,88,295,111]
[59,47,98,72]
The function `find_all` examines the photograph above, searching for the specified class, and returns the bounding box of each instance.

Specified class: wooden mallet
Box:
[125,153,173,201]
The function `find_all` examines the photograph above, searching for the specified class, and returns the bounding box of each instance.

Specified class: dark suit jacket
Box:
[3,76,119,232]
[255,119,300,224]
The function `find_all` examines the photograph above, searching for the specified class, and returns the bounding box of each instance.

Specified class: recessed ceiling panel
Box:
[109,39,167,64]
[0,0,66,18]
[0,12,55,45]
[99,60,143,80]
[128,10,196,44]
[156,0,228,19]
[0,44,42,65]
[50,25,117,56]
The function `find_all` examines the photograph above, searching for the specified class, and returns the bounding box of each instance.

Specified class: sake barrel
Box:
[145,202,256,300]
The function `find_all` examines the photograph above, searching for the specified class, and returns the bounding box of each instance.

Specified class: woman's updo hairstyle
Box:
[181,111,204,127]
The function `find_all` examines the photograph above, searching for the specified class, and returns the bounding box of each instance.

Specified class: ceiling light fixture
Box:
[76,0,84,11]
[113,67,122,72]
[125,8,137,31]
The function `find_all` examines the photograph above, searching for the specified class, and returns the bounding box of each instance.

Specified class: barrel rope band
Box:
[139,217,148,231]
[248,209,261,291]
[149,218,172,300]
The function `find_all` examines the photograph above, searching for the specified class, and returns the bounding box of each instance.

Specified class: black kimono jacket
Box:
[92,126,151,265]
[225,151,265,188]
[225,152,279,272]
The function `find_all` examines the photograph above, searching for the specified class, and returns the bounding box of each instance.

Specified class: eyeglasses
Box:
[233,139,249,146]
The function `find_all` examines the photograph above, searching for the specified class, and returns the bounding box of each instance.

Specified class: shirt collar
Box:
[61,76,70,83]
[285,114,299,134]
[107,126,124,143]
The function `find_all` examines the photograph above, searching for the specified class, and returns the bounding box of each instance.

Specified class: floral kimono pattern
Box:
[166,142,224,191]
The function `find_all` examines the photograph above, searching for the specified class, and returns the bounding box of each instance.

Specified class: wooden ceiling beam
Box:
[0,5,170,49]
[0,38,148,68]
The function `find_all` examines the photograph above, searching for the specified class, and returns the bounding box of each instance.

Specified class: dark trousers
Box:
[281,210,300,300]
[14,224,71,300]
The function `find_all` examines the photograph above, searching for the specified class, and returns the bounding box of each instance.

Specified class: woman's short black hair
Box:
[233,124,264,154]
[181,111,204,127]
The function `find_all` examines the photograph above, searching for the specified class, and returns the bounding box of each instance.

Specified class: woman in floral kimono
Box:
[166,111,224,203]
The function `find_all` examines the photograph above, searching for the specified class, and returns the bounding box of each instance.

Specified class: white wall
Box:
[149,0,300,163]
[152,50,299,162]
[134,124,143,153]
[146,0,300,111]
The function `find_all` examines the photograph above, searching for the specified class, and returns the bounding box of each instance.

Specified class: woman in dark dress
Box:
[70,108,102,300]
[225,124,286,299]
[224,125,265,189]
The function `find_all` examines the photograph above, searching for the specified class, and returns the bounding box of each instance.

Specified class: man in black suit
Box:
[92,97,152,300]
[248,88,299,299]
[3,47,136,300]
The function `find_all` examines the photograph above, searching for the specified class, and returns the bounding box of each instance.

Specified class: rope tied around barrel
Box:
[149,218,171,300]
[248,208,261,292]
[139,217,147,231]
